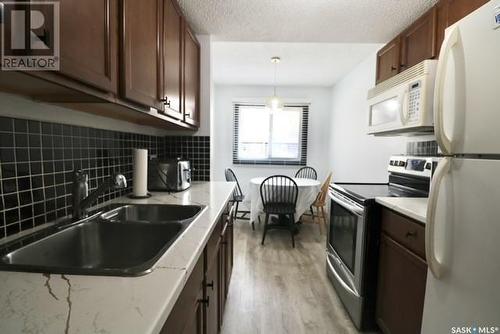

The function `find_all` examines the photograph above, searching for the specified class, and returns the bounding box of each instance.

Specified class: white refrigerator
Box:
[422,1,500,333]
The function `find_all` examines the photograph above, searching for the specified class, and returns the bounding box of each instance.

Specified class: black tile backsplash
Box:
[164,136,210,182]
[0,116,210,241]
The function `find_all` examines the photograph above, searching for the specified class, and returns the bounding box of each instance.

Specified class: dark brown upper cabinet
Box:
[120,0,163,110]
[375,0,489,84]
[376,37,401,84]
[162,0,183,120]
[436,0,450,57]
[183,25,201,127]
[446,0,489,26]
[59,0,118,94]
[400,7,437,71]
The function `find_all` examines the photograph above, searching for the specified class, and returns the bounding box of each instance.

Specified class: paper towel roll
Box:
[133,149,148,197]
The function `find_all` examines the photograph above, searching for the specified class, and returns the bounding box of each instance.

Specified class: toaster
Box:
[148,158,191,192]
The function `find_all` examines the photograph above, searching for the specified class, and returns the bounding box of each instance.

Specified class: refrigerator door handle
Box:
[434,25,460,155]
[426,157,451,279]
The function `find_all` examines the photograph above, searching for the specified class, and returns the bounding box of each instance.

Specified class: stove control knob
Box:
[425,162,432,170]
[390,160,394,166]
[398,161,406,167]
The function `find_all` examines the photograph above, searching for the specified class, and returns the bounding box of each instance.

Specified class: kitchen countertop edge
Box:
[375,197,428,224]
[0,181,236,334]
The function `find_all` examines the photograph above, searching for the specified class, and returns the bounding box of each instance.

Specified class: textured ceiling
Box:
[178,0,438,42]
[212,42,382,86]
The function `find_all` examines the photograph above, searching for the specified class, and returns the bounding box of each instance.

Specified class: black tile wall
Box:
[164,136,210,182]
[0,116,174,241]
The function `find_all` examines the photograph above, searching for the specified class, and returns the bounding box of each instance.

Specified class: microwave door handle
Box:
[425,157,450,279]
[400,89,409,125]
[434,25,460,155]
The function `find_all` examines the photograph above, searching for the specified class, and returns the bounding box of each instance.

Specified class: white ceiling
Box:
[178,0,438,43]
[212,42,381,86]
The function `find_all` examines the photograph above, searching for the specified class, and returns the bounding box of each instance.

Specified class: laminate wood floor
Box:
[221,217,360,334]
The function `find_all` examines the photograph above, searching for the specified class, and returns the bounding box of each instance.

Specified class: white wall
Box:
[329,52,407,183]
[213,85,332,193]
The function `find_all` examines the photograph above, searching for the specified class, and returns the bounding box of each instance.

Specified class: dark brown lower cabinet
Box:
[182,292,204,334]
[222,221,234,299]
[218,241,227,325]
[376,208,427,334]
[205,256,219,334]
[161,203,234,334]
[161,254,204,334]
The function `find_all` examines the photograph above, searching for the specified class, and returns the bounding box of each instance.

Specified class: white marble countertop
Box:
[375,197,428,224]
[0,181,235,334]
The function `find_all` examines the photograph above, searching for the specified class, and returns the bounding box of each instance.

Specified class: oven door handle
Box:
[329,191,364,216]
[326,255,360,298]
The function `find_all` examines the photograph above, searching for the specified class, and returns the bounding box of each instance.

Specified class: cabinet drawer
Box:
[381,208,425,259]
[206,218,222,269]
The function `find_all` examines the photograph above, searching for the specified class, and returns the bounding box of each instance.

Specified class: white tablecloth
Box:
[246,177,321,223]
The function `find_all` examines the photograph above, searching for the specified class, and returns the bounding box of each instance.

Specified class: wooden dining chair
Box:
[310,172,332,234]
[260,175,299,248]
[295,166,318,180]
[225,168,251,224]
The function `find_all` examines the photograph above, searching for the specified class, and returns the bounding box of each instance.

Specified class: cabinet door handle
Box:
[198,297,209,307]
[405,231,417,238]
[160,97,170,107]
[206,280,214,290]
[391,65,398,71]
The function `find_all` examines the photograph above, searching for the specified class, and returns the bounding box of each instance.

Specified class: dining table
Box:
[246,177,321,223]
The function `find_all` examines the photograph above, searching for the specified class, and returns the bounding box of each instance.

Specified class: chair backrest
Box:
[315,172,333,206]
[260,175,298,210]
[225,168,243,199]
[295,166,318,180]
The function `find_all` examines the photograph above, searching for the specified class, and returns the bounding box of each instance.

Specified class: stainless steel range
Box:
[326,155,438,331]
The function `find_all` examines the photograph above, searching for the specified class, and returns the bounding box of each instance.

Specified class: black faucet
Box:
[72,169,127,220]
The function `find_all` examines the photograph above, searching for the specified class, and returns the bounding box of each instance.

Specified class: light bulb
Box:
[266,96,284,112]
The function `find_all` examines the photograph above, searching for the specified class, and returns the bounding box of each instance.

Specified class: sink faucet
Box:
[72,169,127,221]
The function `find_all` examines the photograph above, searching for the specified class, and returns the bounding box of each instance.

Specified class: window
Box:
[233,104,309,165]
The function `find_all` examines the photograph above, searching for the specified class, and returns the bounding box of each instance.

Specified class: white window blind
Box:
[233,104,309,165]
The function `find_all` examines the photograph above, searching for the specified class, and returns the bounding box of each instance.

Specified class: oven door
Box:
[327,190,366,298]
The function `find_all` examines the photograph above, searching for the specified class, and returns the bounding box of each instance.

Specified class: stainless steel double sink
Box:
[0,204,205,276]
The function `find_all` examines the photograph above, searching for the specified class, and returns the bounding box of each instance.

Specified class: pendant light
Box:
[266,56,284,112]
